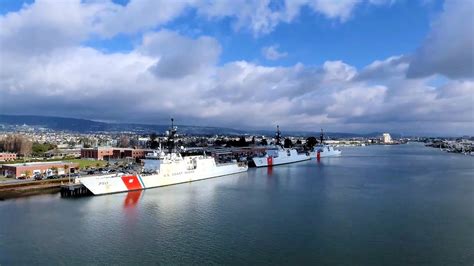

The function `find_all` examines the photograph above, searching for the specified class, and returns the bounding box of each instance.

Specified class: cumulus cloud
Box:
[140,30,221,79]
[92,0,195,38]
[262,45,288,60]
[4,32,471,135]
[356,55,410,81]
[0,0,473,135]
[305,0,360,22]
[0,0,92,55]
[0,0,395,42]
[407,0,474,79]
[196,0,392,35]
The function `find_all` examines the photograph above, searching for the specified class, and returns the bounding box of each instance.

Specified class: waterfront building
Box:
[81,147,154,160]
[1,161,79,178]
[0,152,17,162]
[382,133,392,144]
[81,147,114,160]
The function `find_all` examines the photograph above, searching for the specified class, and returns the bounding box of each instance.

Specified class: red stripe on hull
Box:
[267,156,273,166]
[121,175,143,191]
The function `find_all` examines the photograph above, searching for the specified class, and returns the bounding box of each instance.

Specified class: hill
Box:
[0,114,396,138]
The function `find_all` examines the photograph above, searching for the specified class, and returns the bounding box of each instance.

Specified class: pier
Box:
[60,183,91,197]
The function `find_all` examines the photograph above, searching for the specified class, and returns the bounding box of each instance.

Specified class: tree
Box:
[118,135,130,148]
[251,136,256,145]
[237,136,247,147]
[306,136,318,149]
[51,166,58,175]
[296,139,302,145]
[24,170,32,179]
[68,140,76,148]
[284,138,293,148]
[260,139,268,146]
[32,142,56,157]
[129,137,139,148]
[63,164,69,176]
[0,134,32,156]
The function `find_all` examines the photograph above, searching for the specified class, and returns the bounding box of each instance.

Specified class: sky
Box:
[0,0,472,136]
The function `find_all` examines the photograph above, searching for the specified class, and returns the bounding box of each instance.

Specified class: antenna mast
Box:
[320,128,324,144]
[166,118,177,154]
[275,125,282,147]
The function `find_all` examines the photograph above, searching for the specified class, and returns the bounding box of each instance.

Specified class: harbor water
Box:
[1,143,473,265]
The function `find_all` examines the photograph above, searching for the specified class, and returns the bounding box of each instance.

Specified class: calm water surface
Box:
[1,143,473,265]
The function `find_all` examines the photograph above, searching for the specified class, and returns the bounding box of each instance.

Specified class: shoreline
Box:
[0,178,68,200]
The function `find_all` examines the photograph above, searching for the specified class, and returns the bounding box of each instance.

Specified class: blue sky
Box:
[0,0,472,135]
[80,0,441,68]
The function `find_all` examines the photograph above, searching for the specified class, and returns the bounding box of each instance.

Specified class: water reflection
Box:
[267,166,273,176]
[1,144,473,265]
[124,190,143,209]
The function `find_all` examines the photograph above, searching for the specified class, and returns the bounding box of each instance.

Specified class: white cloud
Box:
[0,0,473,135]
[407,0,474,79]
[262,45,288,60]
[140,30,221,79]
[0,0,396,44]
[356,55,410,81]
[196,0,392,35]
[306,0,361,22]
[0,0,92,55]
[196,0,282,36]
[3,26,472,135]
[92,0,195,38]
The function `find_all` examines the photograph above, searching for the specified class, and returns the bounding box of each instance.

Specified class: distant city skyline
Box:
[0,0,472,135]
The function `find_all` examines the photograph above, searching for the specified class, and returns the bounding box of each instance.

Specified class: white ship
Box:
[252,126,310,167]
[76,119,248,195]
[309,145,342,158]
[309,129,342,158]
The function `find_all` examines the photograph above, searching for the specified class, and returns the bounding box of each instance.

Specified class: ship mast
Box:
[320,128,324,144]
[166,118,177,154]
[275,125,282,147]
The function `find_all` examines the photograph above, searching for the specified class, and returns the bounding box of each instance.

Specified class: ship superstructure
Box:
[76,119,248,195]
[309,129,342,158]
[252,125,310,167]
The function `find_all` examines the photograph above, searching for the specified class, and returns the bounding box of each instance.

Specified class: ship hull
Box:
[252,154,310,167]
[78,163,247,195]
[309,146,342,158]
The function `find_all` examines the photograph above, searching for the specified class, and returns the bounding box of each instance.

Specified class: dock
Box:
[60,183,91,197]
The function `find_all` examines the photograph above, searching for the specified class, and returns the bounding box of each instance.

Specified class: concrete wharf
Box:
[60,183,91,197]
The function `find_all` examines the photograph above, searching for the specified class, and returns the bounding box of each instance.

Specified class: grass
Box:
[63,159,107,169]
[0,175,11,182]
[0,158,108,169]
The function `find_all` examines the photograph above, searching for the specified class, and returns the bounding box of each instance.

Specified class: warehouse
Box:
[1,161,79,179]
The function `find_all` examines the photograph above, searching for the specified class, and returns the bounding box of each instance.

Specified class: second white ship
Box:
[309,129,342,158]
[252,125,310,167]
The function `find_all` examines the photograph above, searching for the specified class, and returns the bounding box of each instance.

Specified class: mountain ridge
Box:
[0,114,397,138]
